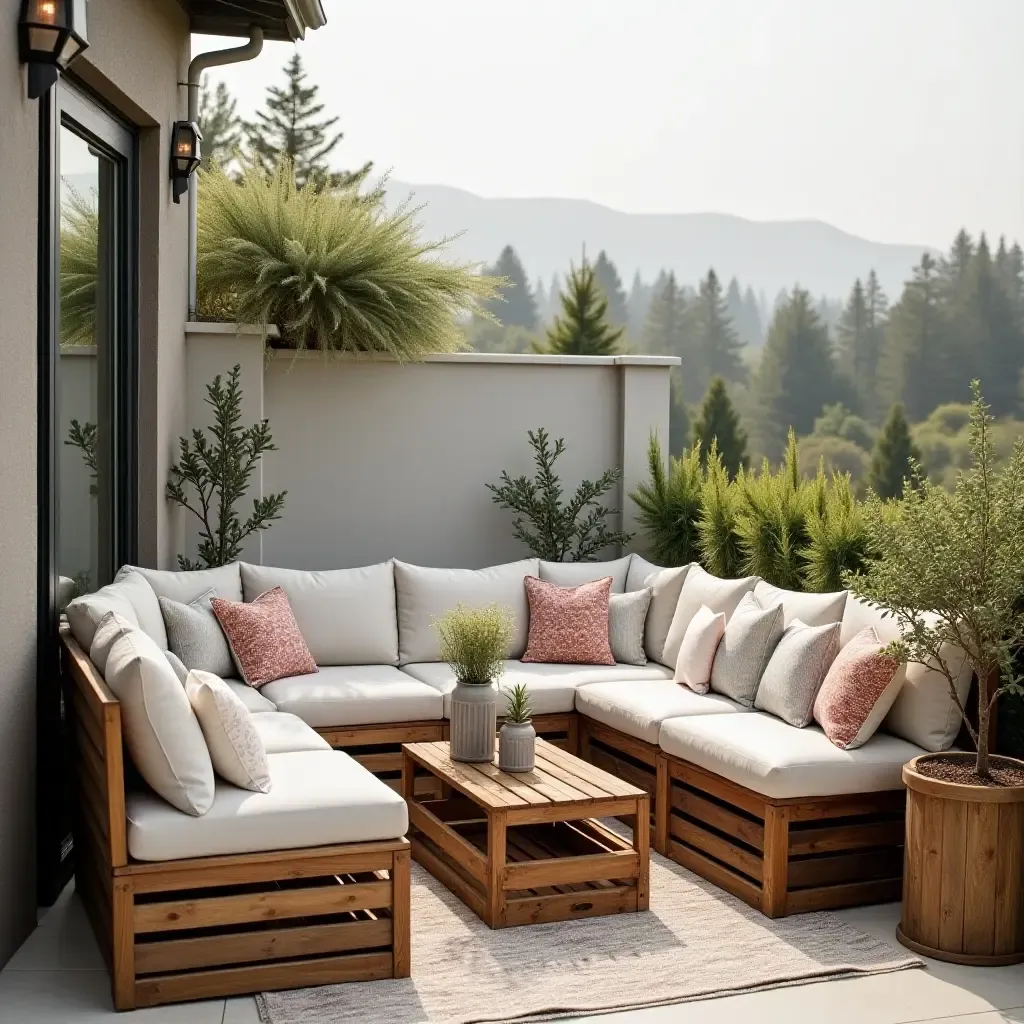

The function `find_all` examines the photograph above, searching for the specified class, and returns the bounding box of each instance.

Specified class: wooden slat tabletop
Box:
[403,739,645,811]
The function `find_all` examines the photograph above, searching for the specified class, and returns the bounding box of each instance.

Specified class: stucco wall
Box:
[0,0,43,968]
[0,0,189,969]
[180,340,675,572]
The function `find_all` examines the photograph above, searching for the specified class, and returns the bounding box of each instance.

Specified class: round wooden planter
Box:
[898,753,1024,965]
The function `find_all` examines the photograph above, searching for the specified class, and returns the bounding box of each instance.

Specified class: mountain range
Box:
[382,180,934,301]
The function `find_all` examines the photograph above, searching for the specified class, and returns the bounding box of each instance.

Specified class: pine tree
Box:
[627,270,650,340]
[198,79,241,170]
[752,287,838,460]
[725,278,745,333]
[534,277,548,325]
[869,403,922,499]
[591,250,629,325]
[537,262,623,355]
[485,245,538,329]
[693,377,749,478]
[863,270,889,418]
[546,273,561,323]
[679,268,746,402]
[246,53,371,191]
[742,285,764,346]
[669,373,691,458]
[641,271,686,358]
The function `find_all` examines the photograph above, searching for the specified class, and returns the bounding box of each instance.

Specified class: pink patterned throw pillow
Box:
[521,576,615,665]
[210,587,318,688]
[813,626,903,749]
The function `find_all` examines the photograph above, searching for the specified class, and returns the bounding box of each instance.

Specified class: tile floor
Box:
[1,884,1022,1023]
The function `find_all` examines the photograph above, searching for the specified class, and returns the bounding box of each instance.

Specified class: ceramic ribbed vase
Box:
[498,720,536,773]
[449,682,497,762]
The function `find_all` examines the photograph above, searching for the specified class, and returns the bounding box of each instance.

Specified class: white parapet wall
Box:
[180,325,677,570]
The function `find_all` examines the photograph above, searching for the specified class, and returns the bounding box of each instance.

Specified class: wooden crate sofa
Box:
[65,554,972,948]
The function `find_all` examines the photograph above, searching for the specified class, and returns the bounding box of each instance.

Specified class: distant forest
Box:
[466,231,1024,490]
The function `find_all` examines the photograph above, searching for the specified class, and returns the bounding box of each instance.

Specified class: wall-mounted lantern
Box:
[18,0,89,99]
[170,121,202,204]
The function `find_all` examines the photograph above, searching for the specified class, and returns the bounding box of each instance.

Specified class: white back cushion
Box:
[754,580,848,628]
[66,571,164,650]
[240,562,399,666]
[625,554,664,592]
[644,564,693,667]
[117,563,243,604]
[841,594,973,751]
[539,556,632,593]
[92,613,214,816]
[662,565,758,669]
[394,559,538,664]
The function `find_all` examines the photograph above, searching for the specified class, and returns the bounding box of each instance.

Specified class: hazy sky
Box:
[197,0,1024,249]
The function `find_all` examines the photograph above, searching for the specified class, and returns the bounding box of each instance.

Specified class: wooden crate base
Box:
[657,753,905,917]
[578,717,659,831]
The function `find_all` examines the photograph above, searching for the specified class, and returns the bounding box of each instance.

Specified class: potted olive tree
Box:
[435,604,514,763]
[850,383,1024,965]
[498,683,536,773]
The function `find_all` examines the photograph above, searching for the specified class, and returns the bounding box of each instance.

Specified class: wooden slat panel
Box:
[508,796,640,827]
[918,794,946,950]
[74,727,108,805]
[134,916,392,974]
[411,834,488,921]
[352,752,404,773]
[102,703,128,868]
[76,791,111,866]
[673,787,764,852]
[788,819,904,855]
[317,722,444,748]
[582,720,659,767]
[784,878,902,915]
[670,816,762,882]
[133,951,394,1008]
[785,791,905,821]
[571,818,634,852]
[586,745,656,797]
[668,839,763,910]
[503,884,636,927]
[937,795,967,954]
[903,788,924,940]
[963,801,999,955]
[69,683,107,762]
[470,757,591,804]
[787,848,903,889]
[404,743,525,807]
[418,796,487,824]
[134,880,392,934]
[504,851,639,890]
[408,800,487,885]
[667,759,766,818]
[391,848,411,978]
[993,803,1024,956]
[537,739,644,798]
[530,751,615,799]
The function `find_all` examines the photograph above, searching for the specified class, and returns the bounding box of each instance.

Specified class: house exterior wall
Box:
[180,339,675,572]
[0,0,189,968]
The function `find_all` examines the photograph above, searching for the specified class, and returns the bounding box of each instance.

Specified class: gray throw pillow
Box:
[163,649,189,685]
[709,591,785,707]
[609,588,652,666]
[754,619,841,727]
[159,589,235,677]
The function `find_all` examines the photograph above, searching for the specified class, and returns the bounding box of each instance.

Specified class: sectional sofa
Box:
[63,553,973,1005]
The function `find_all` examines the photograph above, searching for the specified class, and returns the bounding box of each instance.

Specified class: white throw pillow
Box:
[539,556,632,593]
[662,565,758,669]
[66,571,164,650]
[240,561,399,666]
[674,604,726,693]
[97,613,214,815]
[186,670,271,793]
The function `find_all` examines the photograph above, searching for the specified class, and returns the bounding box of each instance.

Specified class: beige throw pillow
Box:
[674,604,727,693]
[186,670,271,793]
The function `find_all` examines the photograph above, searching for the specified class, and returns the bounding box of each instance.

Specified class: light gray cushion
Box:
[753,581,848,628]
[754,619,841,727]
[260,665,444,727]
[93,613,215,816]
[709,591,785,707]
[539,556,632,593]
[644,564,693,666]
[608,589,651,666]
[240,562,399,666]
[657,713,925,799]
[394,559,538,663]
[403,660,673,717]
[117,563,243,604]
[576,680,748,745]
[159,589,235,677]
[125,750,408,861]
[663,566,758,670]
[66,571,164,650]
[625,554,664,592]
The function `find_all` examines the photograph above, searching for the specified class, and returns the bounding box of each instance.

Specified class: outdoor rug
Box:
[258,828,920,1024]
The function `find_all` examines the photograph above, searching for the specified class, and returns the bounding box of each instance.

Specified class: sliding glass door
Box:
[38,80,137,904]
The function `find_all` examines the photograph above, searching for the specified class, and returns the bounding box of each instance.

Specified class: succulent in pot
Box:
[498,683,536,773]
[849,382,1024,965]
[434,603,513,763]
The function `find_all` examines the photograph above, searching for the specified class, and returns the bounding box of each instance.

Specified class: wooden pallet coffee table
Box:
[401,738,649,928]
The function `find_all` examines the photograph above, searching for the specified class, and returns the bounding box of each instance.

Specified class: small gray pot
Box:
[498,720,536,773]
[450,681,497,762]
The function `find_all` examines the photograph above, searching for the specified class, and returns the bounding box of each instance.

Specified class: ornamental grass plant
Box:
[197,160,499,355]
[434,604,514,685]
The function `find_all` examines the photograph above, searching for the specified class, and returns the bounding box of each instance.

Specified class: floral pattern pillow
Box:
[522,576,615,665]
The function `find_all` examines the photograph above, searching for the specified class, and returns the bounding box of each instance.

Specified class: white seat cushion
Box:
[223,678,277,713]
[658,712,925,798]
[250,712,332,754]
[126,750,408,861]
[260,666,444,727]
[754,580,848,628]
[240,562,399,666]
[402,660,672,717]
[576,680,748,745]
